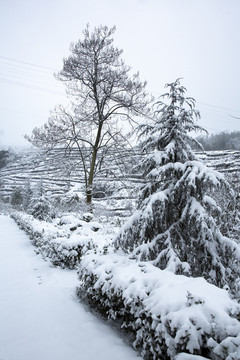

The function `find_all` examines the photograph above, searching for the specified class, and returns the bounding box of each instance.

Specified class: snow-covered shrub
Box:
[11,212,61,249]
[24,180,55,221]
[59,214,83,228]
[92,181,115,199]
[46,235,94,268]
[11,211,114,269]
[53,190,86,215]
[28,195,55,221]
[10,212,88,268]
[21,178,33,210]
[114,79,240,295]
[82,212,93,222]
[78,252,240,360]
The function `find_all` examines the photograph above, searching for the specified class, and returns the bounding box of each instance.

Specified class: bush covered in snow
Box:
[28,195,55,221]
[92,181,116,199]
[78,252,240,360]
[52,189,86,214]
[11,212,113,269]
[11,211,59,244]
[25,181,56,221]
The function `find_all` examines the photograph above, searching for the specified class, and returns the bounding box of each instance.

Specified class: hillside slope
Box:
[0,147,239,202]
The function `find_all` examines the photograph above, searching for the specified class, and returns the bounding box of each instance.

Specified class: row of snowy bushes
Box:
[78,252,240,360]
[11,212,111,269]
[11,211,240,359]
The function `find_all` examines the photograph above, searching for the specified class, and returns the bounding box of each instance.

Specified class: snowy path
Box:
[0,215,140,360]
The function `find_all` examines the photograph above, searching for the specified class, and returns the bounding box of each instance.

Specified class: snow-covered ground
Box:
[0,215,140,360]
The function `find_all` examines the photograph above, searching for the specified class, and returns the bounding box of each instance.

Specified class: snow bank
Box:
[78,252,240,360]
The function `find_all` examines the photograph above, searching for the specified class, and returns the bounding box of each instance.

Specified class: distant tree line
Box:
[196,131,240,150]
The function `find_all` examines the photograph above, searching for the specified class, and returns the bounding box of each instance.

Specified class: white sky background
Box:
[0,0,240,147]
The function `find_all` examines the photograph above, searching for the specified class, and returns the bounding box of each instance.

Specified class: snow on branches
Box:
[115,79,240,294]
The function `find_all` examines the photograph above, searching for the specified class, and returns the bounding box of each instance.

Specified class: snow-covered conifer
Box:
[27,180,55,221]
[10,186,23,207]
[115,79,240,293]
[22,178,33,210]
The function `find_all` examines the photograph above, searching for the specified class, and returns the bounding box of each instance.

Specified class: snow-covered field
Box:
[0,215,140,360]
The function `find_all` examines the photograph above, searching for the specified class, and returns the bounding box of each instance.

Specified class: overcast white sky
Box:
[0,0,240,147]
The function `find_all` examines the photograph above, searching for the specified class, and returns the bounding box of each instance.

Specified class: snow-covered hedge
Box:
[11,212,110,269]
[11,212,60,246]
[78,252,240,360]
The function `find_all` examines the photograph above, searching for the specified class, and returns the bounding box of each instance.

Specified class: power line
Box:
[0,77,65,96]
[0,56,57,71]
[229,114,240,120]
[197,101,240,114]
[151,90,240,115]
[1,56,240,121]
[0,62,56,78]
[0,56,65,95]
[0,69,61,89]
[0,70,57,86]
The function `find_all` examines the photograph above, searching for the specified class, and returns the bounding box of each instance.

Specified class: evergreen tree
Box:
[10,186,23,208]
[22,178,33,210]
[115,79,240,293]
[28,180,55,221]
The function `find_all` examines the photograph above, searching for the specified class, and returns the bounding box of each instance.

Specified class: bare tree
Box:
[26,25,150,206]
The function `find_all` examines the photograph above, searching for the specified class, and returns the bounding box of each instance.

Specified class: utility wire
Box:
[0,63,56,79]
[0,55,57,71]
[0,58,58,85]
[0,57,64,95]
[1,56,240,121]
[0,77,64,96]
[0,70,58,86]
[197,102,240,114]
[151,90,240,115]
[0,70,61,90]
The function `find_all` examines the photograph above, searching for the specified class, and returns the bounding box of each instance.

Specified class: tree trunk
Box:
[85,122,103,207]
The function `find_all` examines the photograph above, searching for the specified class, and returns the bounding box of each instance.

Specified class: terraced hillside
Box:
[0,147,240,202]
[0,147,143,203]
[197,150,240,192]
[0,148,72,197]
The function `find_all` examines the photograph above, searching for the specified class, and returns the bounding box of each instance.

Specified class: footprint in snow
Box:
[36,275,43,284]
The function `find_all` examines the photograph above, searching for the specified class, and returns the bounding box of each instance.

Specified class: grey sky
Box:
[0,0,240,146]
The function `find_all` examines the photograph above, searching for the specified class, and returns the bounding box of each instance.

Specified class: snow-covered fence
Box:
[78,252,240,360]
